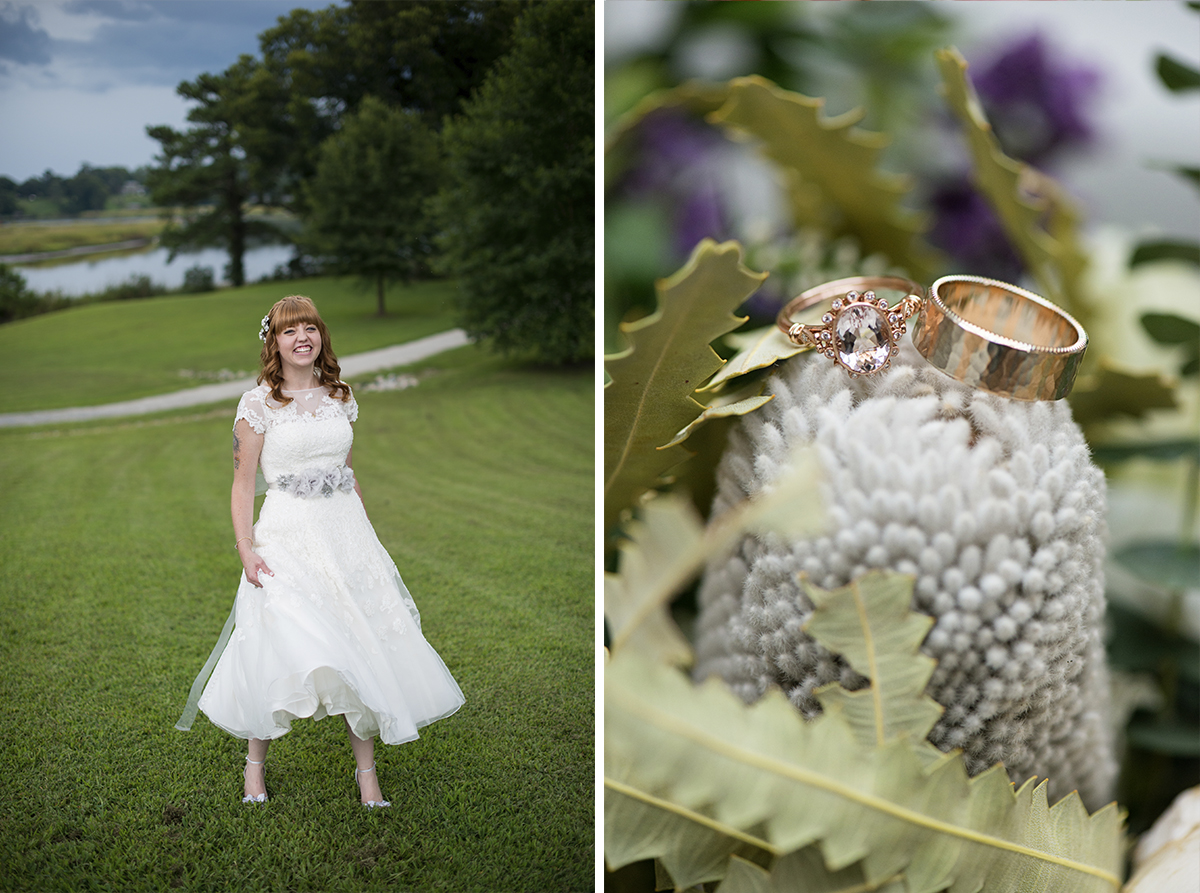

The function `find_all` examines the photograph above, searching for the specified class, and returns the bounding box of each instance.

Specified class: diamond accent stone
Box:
[831,299,843,311]
[834,302,891,374]
[822,312,833,324]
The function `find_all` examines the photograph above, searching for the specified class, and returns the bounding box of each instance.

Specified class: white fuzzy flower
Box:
[693,340,1116,809]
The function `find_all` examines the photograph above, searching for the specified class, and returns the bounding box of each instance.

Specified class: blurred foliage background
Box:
[605,2,1199,883]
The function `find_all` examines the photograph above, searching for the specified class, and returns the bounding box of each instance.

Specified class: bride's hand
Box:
[238,546,274,588]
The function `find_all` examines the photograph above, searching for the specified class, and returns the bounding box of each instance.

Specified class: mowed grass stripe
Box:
[4,276,459,414]
[0,350,593,893]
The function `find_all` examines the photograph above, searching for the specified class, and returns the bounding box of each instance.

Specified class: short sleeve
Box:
[344,388,359,423]
[234,387,270,434]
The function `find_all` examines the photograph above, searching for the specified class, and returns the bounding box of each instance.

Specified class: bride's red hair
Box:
[258,295,352,407]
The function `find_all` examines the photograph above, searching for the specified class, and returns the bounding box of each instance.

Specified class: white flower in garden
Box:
[693,340,1117,809]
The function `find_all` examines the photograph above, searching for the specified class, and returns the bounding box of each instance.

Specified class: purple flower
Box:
[620,109,732,260]
[622,110,727,197]
[971,34,1101,167]
[928,178,1024,283]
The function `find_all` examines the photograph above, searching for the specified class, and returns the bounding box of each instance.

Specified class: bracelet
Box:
[235,536,254,551]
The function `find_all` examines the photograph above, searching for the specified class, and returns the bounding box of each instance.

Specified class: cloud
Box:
[1,0,316,89]
[0,3,53,65]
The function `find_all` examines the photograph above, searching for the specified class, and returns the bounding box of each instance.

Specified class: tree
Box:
[0,177,18,216]
[145,57,284,286]
[254,1,523,215]
[432,1,594,364]
[299,97,441,316]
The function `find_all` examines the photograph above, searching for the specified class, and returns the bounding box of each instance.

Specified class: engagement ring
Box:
[776,276,925,377]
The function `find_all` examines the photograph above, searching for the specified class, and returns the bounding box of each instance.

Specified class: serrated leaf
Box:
[1114,541,1200,591]
[701,325,806,393]
[604,240,766,541]
[663,384,774,449]
[1156,53,1200,92]
[1068,361,1177,426]
[715,848,906,893]
[607,447,825,654]
[605,648,1124,893]
[1130,240,1200,268]
[708,76,941,281]
[803,574,945,755]
[936,47,1091,325]
[605,493,702,668]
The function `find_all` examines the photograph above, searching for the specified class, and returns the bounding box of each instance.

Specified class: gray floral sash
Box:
[272,465,356,498]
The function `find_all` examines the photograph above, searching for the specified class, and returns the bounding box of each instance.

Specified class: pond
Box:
[15,244,295,297]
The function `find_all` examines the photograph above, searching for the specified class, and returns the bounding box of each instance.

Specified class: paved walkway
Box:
[0,328,470,428]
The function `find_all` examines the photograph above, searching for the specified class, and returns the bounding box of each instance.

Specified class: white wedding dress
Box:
[185,384,465,745]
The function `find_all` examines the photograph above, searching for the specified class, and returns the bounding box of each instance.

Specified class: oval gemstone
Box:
[835,303,891,373]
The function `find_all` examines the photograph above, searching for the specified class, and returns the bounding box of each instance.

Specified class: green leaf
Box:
[1126,716,1200,757]
[701,325,805,393]
[662,383,774,449]
[1156,53,1200,92]
[603,239,766,542]
[1068,362,1177,427]
[804,574,944,755]
[1090,438,1200,464]
[1147,162,1200,194]
[1140,312,1200,378]
[1113,541,1200,591]
[605,647,1124,892]
[605,493,702,668]
[936,47,1090,325]
[1140,312,1200,345]
[1130,240,1200,268]
[1105,602,1200,684]
[708,76,941,281]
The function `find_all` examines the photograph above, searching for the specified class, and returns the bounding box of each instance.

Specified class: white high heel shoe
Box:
[354,762,391,808]
[243,756,268,803]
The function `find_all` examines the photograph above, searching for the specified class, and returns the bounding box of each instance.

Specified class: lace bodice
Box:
[234,385,358,485]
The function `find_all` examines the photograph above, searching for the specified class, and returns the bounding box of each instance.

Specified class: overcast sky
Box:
[0,0,332,182]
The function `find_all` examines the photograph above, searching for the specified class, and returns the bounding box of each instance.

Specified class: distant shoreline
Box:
[1,237,153,264]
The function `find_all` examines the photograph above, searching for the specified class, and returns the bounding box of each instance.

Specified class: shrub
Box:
[0,263,41,322]
[182,264,216,293]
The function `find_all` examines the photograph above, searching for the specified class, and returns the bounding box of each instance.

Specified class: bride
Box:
[177,295,465,806]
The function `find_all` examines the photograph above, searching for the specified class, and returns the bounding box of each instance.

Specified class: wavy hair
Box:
[257,295,352,407]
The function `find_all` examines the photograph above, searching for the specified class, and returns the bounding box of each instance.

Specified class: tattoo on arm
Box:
[233,431,241,470]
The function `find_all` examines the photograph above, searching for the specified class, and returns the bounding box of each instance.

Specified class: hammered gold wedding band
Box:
[912,275,1087,401]
[776,276,925,377]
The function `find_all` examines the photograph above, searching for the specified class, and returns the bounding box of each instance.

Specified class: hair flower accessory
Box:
[258,314,271,343]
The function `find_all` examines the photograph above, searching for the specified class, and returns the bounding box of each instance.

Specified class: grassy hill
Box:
[4,277,460,413]
[0,311,595,890]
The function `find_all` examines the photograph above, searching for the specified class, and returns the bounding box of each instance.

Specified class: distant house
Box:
[120,180,147,197]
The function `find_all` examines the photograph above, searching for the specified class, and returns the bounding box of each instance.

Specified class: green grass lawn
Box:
[0,346,594,892]
[4,277,459,414]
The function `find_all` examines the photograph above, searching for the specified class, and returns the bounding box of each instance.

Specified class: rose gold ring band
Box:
[776,274,1088,400]
[912,275,1087,401]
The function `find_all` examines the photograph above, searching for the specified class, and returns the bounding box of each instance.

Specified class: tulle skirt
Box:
[195,488,465,744]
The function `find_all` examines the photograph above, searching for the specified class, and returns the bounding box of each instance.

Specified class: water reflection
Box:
[15,245,295,296]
